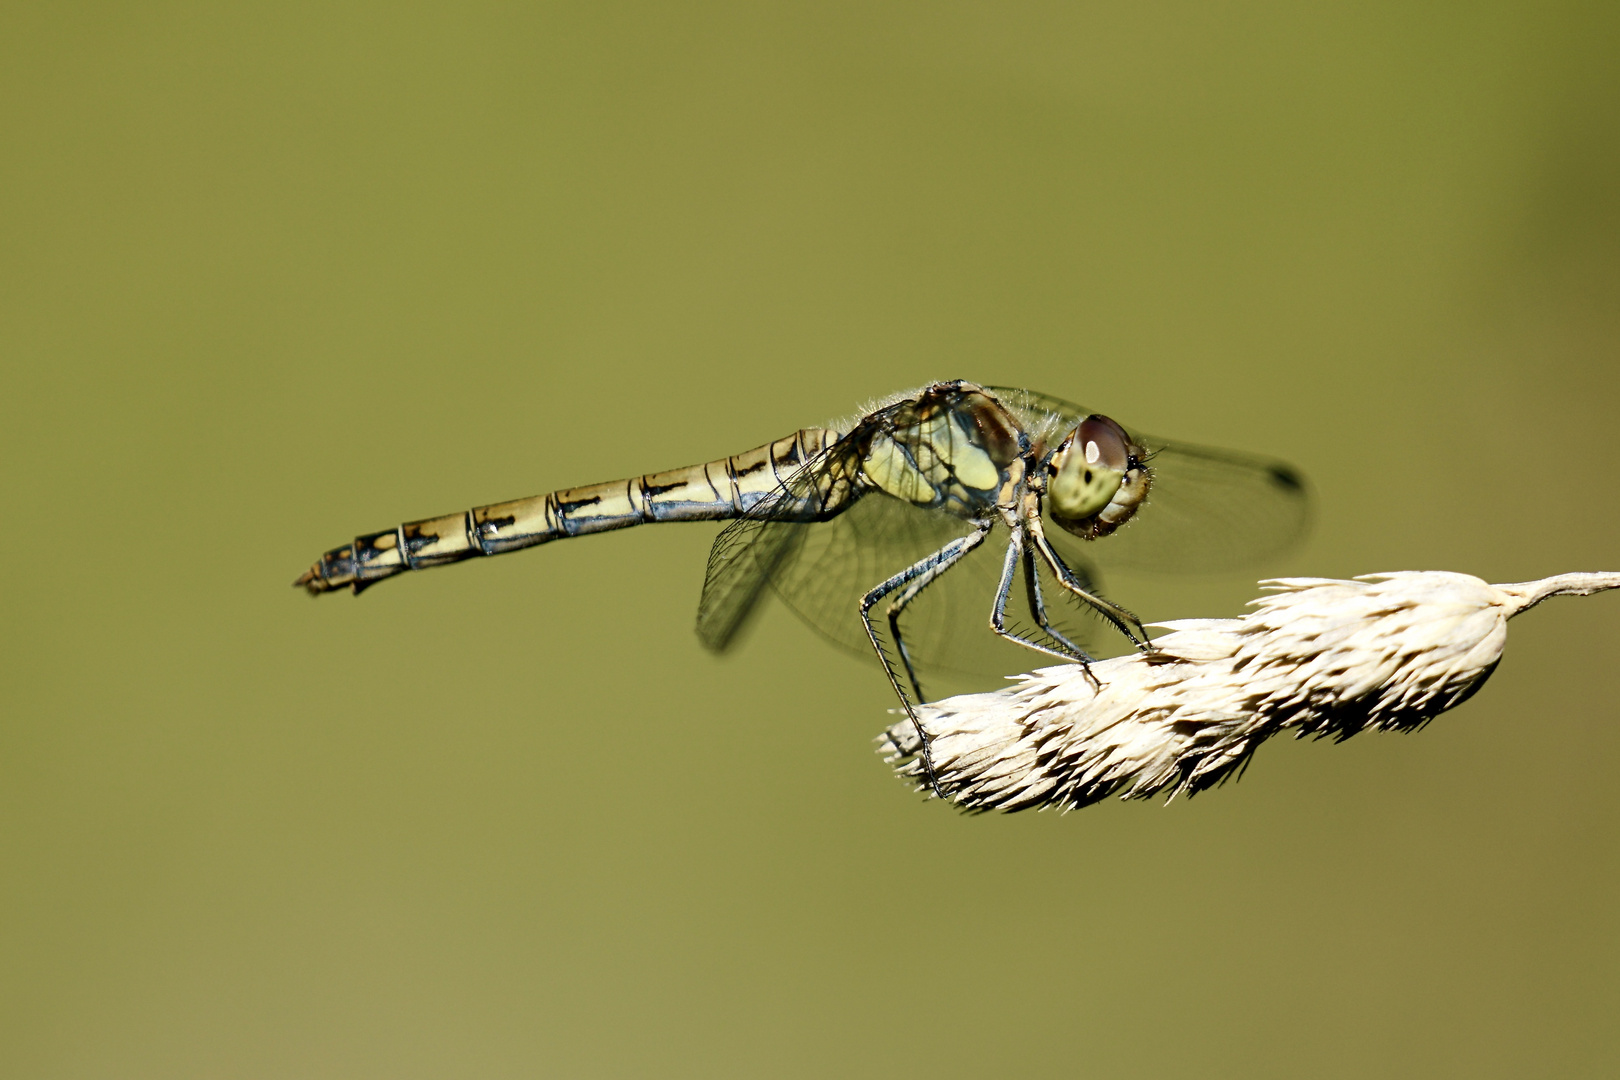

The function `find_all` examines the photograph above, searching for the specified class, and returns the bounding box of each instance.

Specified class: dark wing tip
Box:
[1268,464,1307,493]
[694,625,732,654]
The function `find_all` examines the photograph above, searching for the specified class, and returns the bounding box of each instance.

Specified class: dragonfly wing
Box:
[768,493,1123,677]
[1073,438,1311,573]
[696,504,810,653]
[767,492,980,657]
[989,386,1310,574]
[984,386,1090,443]
[699,387,1155,680]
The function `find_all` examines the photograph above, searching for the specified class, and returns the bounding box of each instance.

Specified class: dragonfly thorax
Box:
[855,386,1022,514]
[1044,414,1152,540]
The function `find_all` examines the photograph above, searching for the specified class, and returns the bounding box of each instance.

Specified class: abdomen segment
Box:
[294,427,837,594]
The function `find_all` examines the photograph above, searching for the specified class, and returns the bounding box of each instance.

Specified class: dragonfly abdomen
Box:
[295,427,838,595]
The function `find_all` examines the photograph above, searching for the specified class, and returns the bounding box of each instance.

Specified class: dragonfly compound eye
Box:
[1047,414,1150,536]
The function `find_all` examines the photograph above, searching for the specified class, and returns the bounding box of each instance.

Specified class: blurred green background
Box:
[4,2,1618,1077]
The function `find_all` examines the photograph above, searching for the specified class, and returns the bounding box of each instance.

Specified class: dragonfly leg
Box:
[1021,542,1095,664]
[1025,513,1153,650]
[859,521,994,798]
[988,527,1101,665]
[884,523,994,704]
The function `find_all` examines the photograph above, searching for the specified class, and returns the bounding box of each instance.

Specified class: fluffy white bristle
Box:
[879,571,1620,811]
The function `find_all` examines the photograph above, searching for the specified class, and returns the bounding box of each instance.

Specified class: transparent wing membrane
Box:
[1084,441,1309,573]
[698,448,1119,686]
[695,438,836,654]
[990,385,1311,575]
[766,495,1110,678]
[695,504,808,653]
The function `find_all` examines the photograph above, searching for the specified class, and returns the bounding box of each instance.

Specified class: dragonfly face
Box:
[1043,414,1152,540]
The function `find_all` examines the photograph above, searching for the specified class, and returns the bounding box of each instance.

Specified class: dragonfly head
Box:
[1045,414,1152,539]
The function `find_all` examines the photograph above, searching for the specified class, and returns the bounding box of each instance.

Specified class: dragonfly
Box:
[296,380,1309,786]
